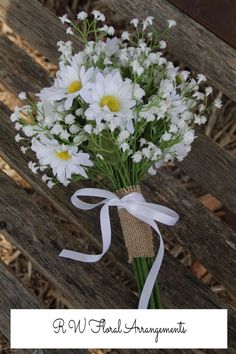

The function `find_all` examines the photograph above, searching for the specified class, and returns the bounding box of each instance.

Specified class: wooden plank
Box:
[167,0,236,49]
[143,171,236,293]
[0,171,236,352]
[104,0,236,102]
[0,0,81,63]
[0,35,52,94]
[179,130,236,213]
[1,98,236,293]
[0,259,42,339]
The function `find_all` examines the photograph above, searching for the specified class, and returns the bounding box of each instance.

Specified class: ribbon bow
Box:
[59,188,179,309]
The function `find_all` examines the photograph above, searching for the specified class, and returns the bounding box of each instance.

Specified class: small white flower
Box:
[142,147,152,158]
[197,74,207,83]
[76,108,83,116]
[132,151,142,163]
[84,124,93,134]
[130,18,139,28]
[42,174,51,182]
[59,14,71,24]
[162,132,172,141]
[15,122,22,130]
[99,25,115,35]
[205,86,213,96]
[77,11,87,20]
[69,125,80,134]
[194,114,207,125]
[193,92,205,100]
[104,58,112,65]
[92,10,105,22]
[10,107,20,122]
[118,130,130,142]
[133,84,145,100]
[146,16,154,25]
[18,92,26,100]
[31,137,93,185]
[148,166,156,176]
[143,16,154,30]
[159,40,167,49]
[47,180,55,189]
[73,134,85,145]
[65,114,75,125]
[183,130,195,145]
[131,60,144,76]
[28,161,38,174]
[121,31,130,41]
[213,98,223,108]
[167,19,176,28]
[23,125,35,137]
[15,133,23,142]
[120,142,130,152]
[20,146,28,154]
[66,27,74,35]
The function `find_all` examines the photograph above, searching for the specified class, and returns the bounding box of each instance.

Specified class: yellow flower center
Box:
[56,151,71,161]
[100,95,120,112]
[67,81,82,94]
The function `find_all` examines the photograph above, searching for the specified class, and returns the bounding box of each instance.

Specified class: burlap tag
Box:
[116,185,154,263]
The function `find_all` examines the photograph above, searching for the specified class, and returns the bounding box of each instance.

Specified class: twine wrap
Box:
[116,186,155,262]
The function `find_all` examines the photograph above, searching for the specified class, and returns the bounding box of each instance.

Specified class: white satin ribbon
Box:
[59,188,179,309]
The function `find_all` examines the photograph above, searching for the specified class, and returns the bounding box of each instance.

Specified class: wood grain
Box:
[179,130,236,213]
[0,0,81,63]
[0,36,52,94]
[0,259,42,339]
[167,0,236,49]
[104,0,236,102]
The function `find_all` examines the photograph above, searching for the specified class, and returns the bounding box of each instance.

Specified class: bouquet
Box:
[11,10,221,309]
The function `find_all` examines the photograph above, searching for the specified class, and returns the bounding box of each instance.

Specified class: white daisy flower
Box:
[31,137,93,185]
[39,65,94,110]
[80,71,136,131]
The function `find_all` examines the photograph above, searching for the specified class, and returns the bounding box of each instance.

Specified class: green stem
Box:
[132,257,162,309]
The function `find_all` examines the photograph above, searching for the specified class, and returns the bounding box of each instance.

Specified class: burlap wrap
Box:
[116,185,154,262]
